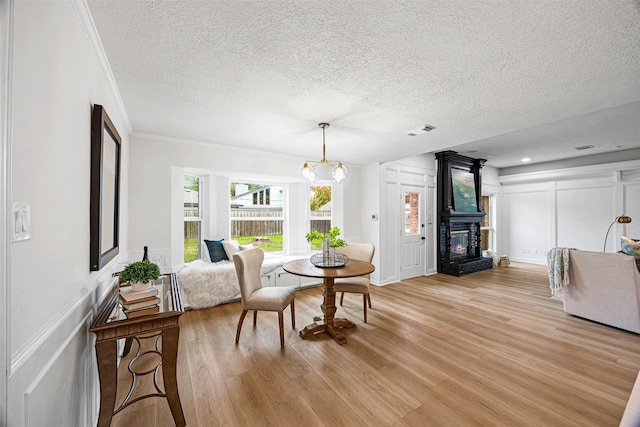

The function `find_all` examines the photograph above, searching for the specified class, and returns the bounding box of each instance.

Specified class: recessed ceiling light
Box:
[522,157,531,163]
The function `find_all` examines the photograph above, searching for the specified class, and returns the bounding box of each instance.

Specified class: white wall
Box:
[499,160,640,263]
[6,1,131,425]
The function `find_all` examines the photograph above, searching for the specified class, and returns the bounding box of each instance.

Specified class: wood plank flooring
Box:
[111,262,640,426]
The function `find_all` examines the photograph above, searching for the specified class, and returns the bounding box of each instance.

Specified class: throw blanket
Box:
[177,254,303,310]
[547,247,570,299]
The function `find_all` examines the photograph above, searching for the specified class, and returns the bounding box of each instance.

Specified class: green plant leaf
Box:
[119,260,161,284]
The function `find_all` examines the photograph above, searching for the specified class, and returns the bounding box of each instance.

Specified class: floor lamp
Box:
[603,215,632,252]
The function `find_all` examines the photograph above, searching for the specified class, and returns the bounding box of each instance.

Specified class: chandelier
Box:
[298,123,348,183]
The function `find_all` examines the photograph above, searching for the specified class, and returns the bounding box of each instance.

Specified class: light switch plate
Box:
[12,202,31,242]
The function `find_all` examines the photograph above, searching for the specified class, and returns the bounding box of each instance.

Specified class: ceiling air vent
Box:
[406,124,436,136]
[574,145,594,151]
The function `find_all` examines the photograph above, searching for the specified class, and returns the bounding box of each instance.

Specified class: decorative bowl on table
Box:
[310,253,349,268]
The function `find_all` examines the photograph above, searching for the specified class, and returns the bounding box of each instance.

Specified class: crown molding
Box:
[71,0,132,133]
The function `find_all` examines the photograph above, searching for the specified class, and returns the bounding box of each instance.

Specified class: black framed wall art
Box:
[90,104,121,271]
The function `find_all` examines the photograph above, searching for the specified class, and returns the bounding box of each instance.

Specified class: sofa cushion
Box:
[222,240,241,259]
[621,236,640,260]
[204,239,228,262]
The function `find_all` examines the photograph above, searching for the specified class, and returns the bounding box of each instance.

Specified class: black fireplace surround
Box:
[436,151,493,276]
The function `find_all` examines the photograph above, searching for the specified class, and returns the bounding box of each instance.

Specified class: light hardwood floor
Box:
[111,262,640,426]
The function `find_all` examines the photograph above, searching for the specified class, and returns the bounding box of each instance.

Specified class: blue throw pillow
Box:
[621,236,640,260]
[204,239,228,262]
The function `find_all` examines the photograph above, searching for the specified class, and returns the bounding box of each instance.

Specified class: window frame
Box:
[184,174,203,262]
[308,185,333,249]
[230,182,286,253]
[480,194,495,252]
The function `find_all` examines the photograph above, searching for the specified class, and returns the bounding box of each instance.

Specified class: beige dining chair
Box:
[334,243,375,323]
[232,248,296,346]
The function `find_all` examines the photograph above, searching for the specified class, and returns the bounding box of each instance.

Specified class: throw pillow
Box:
[621,236,640,260]
[222,240,241,259]
[204,239,227,262]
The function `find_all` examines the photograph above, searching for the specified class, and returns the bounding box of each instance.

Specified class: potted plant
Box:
[305,226,346,248]
[306,227,346,265]
[119,260,161,291]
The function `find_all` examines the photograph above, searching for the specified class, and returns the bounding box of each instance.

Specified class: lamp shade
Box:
[331,163,347,183]
[603,215,632,252]
[298,162,317,182]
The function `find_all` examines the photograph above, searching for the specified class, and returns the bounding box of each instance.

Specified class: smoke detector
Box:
[406,124,436,136]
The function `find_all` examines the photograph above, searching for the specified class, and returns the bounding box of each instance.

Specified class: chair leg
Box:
[340,292,344,306]
[253,310,257,326]
[367,293,372,308]
[363,295,368,323]
[278,311,285,347]
[236,309,248,344]
[290,300,295,329]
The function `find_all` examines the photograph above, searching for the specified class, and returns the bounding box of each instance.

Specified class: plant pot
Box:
[131,281,152,292]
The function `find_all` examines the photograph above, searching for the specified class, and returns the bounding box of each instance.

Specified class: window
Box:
[184,174,202,262]
[251,188,271,205]
[308,186,332,249]
[480,195,495,251]
[230,182,284,252]
[404,192,420,235]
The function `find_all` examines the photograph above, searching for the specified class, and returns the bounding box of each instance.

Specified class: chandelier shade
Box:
[299,123,348,183]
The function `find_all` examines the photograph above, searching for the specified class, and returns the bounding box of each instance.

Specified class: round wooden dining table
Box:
[283,258,375,344]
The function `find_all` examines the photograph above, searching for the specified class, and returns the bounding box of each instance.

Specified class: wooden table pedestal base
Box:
[283,259,375,345]
[299,317,356,344]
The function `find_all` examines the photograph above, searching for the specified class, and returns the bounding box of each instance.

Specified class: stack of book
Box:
[119,286,160,318]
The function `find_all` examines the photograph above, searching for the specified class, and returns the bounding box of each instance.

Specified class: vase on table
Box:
[322,238,336,265]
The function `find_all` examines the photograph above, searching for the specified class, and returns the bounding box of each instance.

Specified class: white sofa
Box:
[563,249,640,333]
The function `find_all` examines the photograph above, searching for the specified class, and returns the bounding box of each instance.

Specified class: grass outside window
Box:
[184,235,283,262]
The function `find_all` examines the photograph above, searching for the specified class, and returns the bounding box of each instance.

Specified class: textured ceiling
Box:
[87,0,640,168]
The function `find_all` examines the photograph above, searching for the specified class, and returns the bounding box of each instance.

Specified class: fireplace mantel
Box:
[436,151,493,276]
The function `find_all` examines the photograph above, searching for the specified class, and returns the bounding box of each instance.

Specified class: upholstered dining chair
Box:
[232,248,296,346]
[334,243,375,323]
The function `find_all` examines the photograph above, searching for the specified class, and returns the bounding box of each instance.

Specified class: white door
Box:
[401,185,426,279]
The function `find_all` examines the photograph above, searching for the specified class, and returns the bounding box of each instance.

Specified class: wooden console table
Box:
[283,258,375,344]
[89,273,185,427]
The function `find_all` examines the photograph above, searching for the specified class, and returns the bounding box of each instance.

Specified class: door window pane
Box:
[404,192,420,235]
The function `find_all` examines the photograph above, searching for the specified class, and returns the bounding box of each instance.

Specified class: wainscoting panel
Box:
[7,268,116,427]
[623,183,640,238]
[557,184,614,251]
[24,313,90,427]
[501,189,549,263]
